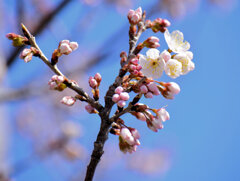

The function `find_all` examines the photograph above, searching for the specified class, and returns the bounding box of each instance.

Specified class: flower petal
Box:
[146,48,160,59]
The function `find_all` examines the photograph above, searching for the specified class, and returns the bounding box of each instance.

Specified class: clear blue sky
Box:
[4,0,240,180]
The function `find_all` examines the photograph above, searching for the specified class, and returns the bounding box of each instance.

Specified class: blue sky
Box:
[3,0,240,180]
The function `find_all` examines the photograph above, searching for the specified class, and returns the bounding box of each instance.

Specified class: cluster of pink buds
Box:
[127,7,142,25]
[128,57,143,76]
[119,127,140,153]
[89,73,102,100]
[146,108,170,132]
[85,104,98,114]
[131,103,170,132]
[139,82,160,98]
[88,73,101,89]
[58,40,78,55]
[61,96,76,106]
[19,47,39,63]
[112,86,130,108]
[6,33,29,47]
[48,75,66,91]
[146,18,171,33]
[143,36,160,48]
[160,82,181,99]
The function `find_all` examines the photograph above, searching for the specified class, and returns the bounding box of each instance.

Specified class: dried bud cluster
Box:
[6,33,29,46]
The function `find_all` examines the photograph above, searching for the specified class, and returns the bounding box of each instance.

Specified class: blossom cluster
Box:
[7,7,194,156]
[112,86,130,108]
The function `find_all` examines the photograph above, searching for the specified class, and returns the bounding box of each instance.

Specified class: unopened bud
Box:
[94,73,102,83]
[61,96,76,106]
[89,77,98,89]
[127,7,142,25]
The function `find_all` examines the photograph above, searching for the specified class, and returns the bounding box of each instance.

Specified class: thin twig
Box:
[84,19,147,181]
[21,24,103,112]
[7,0,73,68]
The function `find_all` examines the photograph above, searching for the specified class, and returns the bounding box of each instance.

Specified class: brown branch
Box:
[7,0,73,68]
[21,24,103,112]
[84,18,147,181]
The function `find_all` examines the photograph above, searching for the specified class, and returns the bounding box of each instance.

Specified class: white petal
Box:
[146,48,160,59]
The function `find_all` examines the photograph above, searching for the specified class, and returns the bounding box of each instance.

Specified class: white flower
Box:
[139,49,165,79]
[165,59,182,78]
[174,52,194,75]
[164,29,190,53]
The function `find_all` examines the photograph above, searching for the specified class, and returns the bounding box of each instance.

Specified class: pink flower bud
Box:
[148,36,159,43]
[49,81,57,90]
[120,128,135,145]
[136,65,142,71]
[24,54,33,63]
[61,96,76,106]
[156,108,170,122]
[94,73,102,83]
[132,70,139,75]
[145,20,152,28]
[140,85,148,94]
[69,42,78,51]
[136,112,146,121]
[120,92,130,101]
[130,128,140,140]
[56,75,65,83]
[89,77,98,89]
[115,86,123,94]
[127,7,142,25]
[59,43,72,55]
[129,64,136,71]
[162,19,171,27]
[61,40,70,44]
[165,82,180,95]
[112,94,120,102]
[20,48,31,58]
[147,82,160,95]
[85,104,96,114]
[145,92,153,98]
[51,75,58,81]
[130,58,139,65]
[117,100,126,108]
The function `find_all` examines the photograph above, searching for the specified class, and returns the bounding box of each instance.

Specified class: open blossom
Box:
[127,7,142,25]
[174,52,195,74]
[139,49,165,79]
[164,29,190,53]
[165,59,182,78]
